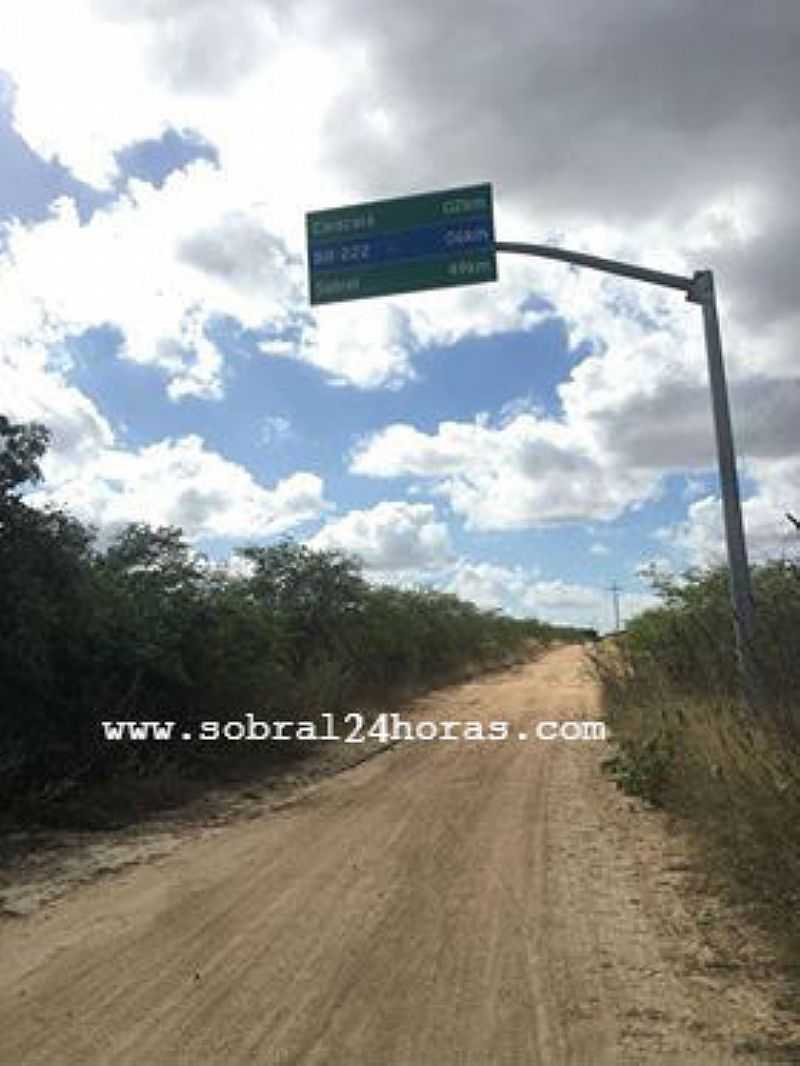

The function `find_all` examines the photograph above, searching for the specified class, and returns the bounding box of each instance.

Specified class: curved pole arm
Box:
[494,241,694,296]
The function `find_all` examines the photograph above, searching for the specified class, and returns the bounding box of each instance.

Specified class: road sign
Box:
[306,182,497,306]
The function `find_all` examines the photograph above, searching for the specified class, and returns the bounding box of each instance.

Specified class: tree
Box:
[237,541,368,673]
[0,414,49,497]
[0,417,100,791]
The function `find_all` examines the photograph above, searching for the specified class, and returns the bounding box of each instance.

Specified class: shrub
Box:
[0,417,555,820]
[593,558,800,956]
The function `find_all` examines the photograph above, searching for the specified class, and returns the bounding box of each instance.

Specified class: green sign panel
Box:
[306,182,497,306]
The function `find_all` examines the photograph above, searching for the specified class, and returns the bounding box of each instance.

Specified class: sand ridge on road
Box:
[0,644,795,1065]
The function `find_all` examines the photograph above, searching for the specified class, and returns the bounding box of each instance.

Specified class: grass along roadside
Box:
[591,560,800,981]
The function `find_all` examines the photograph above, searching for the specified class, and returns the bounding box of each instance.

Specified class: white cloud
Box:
[613,590,662,629]
[0,170,308,402]
[0,0,797,552]
[0,0,292,191]
[288,301,417,390]
[2,339,114,479]
[661,455,800,568]
[350,412,659,530]
[0,0,429,395]
[444,560,540,614]
[0,0,741,408]
[682,476,709,501]
[658,496,727,568]
[441,559,659,632]
[3,330,329,546]
[348,292,800,532]
[527,579,602,615]
[96,0,284,98]
[24,433,331,543]
[307,501,452,571]
[260,415,293,447]
[590,543,609,556]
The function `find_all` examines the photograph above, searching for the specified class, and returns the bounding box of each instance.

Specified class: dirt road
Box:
[0,645,794,1065]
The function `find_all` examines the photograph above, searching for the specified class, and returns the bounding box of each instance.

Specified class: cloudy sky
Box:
[2,0,798,631]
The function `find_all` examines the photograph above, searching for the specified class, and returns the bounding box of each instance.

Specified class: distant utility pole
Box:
[608,583,622,633]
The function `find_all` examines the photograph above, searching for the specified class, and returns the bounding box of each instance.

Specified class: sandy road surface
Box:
[0,645,795,1065]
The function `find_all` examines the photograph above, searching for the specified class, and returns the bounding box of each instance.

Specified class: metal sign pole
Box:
[494,242,759,711]
[304,190,760,708]
[687,270,759,708]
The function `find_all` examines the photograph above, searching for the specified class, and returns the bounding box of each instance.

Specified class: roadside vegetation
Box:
[592,557,800,961]
[0,416,590,829]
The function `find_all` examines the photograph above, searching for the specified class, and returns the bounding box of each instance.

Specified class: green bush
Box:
[601,730,676,805]
[0,417,558,819]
